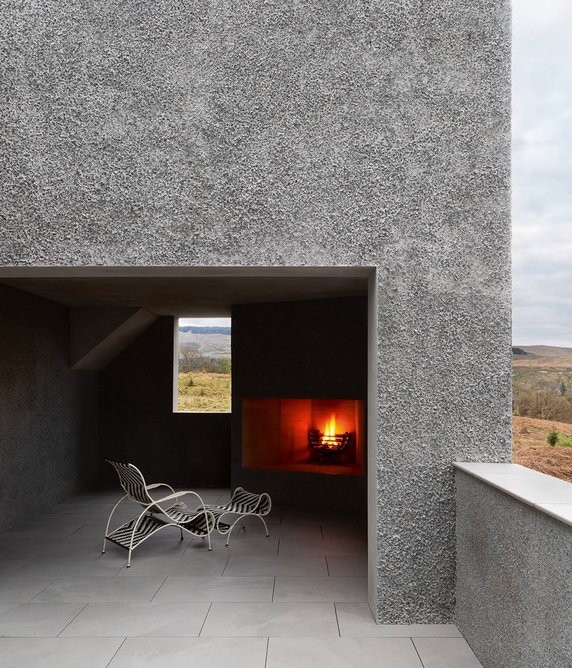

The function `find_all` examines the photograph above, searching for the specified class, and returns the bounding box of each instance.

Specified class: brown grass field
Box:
[513,415,572,483]
[513,356,572,369]
[177,371,231,413]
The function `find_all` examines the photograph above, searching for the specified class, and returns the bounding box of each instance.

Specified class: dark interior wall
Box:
[99,317,231,488]
[0,284,99,533]
[232,296,368,509]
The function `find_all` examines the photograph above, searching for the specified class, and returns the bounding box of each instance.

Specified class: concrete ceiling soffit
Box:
[70,307,159,370]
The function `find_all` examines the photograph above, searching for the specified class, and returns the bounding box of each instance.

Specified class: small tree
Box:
[547,431,558,447]
[559,381,567,396]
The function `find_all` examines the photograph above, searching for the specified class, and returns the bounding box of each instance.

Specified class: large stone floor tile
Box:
[153,576,274,603]
[0,577,54,602]
[412,637,483,667]
[224,555,328,576]
[32,576,165,603]
[116,551,229,576]
[201,602,338,637]
[71,525,124,541]
[321,530,368,546]
[100,538,191,560]
[267,637,424,668]
[19,540,101,559]
[108,636,267,668]
[281,509,357,525]
[208,535,279,555]
[61,602,209,637]
[336,604,462,638]
[269,524,323,540]
[11,553,126,577]
[274,576,367,602]
[1,524,82,541]
[278,537,365,556]
[0,638,123,668]
[0,603,85,637]
[235,513,282,526]
[326,556,367,576]
[36,513,113,526]
[0,556,36,577]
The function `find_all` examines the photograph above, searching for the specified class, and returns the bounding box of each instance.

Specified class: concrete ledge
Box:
[454,464,572,668]
[453,462,572,528]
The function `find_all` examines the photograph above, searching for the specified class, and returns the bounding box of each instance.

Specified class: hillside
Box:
[512,346,572,481]
[512,344,572,423]
[178,330,231,357]
[515,345,572,358]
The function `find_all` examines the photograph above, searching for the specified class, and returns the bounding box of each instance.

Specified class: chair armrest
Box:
[149,490,210,511]
[147,482,176,496]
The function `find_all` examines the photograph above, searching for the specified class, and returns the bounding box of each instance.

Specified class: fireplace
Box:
[242,398,365,476]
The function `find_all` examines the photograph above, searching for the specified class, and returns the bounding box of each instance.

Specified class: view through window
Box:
[176,317,231,413]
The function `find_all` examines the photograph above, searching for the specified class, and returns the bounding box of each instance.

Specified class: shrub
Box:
[547,431,559,447]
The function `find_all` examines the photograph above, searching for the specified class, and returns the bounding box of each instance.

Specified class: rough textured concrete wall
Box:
[0,284,99,533]
[455,471,572,668]
[99,317,231,488]
[0,1,511,622]
[232,297,367,510]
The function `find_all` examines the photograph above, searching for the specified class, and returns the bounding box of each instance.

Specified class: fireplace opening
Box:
[242,398,365,476]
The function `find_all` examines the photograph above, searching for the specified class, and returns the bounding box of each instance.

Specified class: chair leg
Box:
[225,517,243,547]
[101,538,107,554]
[180,528,184,541]
[259,516,270,537]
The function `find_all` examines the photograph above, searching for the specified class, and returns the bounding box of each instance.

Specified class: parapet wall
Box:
[455,464,572,668]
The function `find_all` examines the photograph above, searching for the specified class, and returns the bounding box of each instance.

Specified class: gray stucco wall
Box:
[455,470,572,668]
[0,284,99,533]
[0,1,511,622]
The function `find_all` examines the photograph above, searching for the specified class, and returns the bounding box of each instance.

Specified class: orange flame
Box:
[321,413,338,448]
[324,413,336,437]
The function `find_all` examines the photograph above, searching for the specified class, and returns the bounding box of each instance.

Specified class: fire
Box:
[321,413,338,448]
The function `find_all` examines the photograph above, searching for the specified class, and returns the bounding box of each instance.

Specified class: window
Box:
[174,317,231,413]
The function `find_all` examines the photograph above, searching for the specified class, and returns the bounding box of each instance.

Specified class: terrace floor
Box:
[0,490,483,667]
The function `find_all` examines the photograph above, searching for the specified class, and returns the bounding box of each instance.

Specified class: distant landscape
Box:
[512,345,572,482]
[177,326,231,412]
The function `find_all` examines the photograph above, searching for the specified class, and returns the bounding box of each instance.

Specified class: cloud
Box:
[179,317,231,328]
[512,1,572,346]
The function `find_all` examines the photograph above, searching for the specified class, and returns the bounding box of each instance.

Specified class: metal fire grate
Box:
[308,430,350,452]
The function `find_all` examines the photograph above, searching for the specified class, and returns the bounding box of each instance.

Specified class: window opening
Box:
[175,317,231,413]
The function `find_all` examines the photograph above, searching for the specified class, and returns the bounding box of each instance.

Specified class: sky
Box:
[512,0,572,346]
[179,317,231,328]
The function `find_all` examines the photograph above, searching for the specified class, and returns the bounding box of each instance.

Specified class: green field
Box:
[177,372,231,413]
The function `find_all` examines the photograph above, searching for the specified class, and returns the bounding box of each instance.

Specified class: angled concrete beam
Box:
[70,307,159,370]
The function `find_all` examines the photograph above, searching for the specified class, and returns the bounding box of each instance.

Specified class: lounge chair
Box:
[102,460,215,567]
[201,487,272,546]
